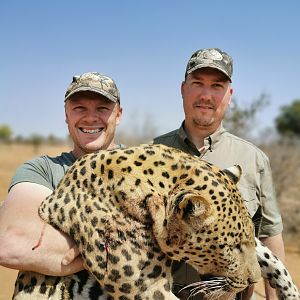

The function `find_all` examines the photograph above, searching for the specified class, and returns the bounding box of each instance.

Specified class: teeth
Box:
[81,128,101,134]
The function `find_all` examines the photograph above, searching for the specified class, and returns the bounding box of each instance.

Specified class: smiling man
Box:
[64,72,122,157]
[154,48,285,300]
[0,72,123,299]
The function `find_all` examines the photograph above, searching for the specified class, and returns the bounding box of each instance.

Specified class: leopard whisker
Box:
[179,277,232,300]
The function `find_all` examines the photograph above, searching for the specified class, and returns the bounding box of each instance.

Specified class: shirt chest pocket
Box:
[237,184,259,218]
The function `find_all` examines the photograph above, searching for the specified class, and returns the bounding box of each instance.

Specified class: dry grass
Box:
[261,141,300,241]
[0,143,71,201]
[0,143,299,299]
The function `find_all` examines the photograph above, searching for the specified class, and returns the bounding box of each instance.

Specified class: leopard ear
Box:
[223,165,242,184]
[175,191,216,228]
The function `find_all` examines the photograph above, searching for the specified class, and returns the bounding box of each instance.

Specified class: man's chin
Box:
[194,119,214,128]
[83,142,107,153]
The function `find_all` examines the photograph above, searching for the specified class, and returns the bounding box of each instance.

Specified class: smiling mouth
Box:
[79,128,103,134]
[195,106,214,111]
[194,101,215,110]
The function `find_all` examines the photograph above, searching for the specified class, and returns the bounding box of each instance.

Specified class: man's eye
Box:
[213,84,223,88]
[192,81,202,86]
[73,106,85,111]
[97,107,110,112]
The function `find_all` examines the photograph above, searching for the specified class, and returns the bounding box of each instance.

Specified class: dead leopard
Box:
[35,144,298,300]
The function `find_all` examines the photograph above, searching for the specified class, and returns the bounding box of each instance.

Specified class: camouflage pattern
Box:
[65,72,120,103]
[185,48,233,81]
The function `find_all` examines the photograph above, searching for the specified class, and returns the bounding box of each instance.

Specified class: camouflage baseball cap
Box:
[65,72,120,103]
[185,48,233,81]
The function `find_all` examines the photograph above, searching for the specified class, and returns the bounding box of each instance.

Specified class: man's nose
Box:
[84,111,99,122]
[199,87,212,100]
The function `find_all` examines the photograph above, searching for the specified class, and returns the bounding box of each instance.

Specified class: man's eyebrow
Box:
[210,75,229,83]
[214,78,227,83]
[190,74,227,82]
[189,73,203,80]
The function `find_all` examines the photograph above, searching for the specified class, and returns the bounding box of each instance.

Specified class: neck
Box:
[184,123,219,149]
[72,142,119,159]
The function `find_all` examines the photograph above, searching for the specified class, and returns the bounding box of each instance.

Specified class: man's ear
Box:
[181,81,186,99]
[64,103,68,124]
[115,106,123,126]
[228,86,234,105]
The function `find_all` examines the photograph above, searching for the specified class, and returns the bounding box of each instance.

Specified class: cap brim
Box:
[65,86,118,103]
[187,63,232,82]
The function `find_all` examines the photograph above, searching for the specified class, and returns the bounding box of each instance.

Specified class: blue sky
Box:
[1,0,300,139]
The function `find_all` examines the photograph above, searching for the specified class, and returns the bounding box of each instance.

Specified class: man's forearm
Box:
[0,223,84,276]
[260,233,285,300]
[0,183,84,276]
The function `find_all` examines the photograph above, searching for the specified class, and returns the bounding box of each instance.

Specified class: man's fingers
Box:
[61,256,85,275]
[61,247,80,265]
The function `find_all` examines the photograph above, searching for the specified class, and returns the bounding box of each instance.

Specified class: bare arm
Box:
[0,182,84,276]
[236,234,284,300]
[260,233,285,300]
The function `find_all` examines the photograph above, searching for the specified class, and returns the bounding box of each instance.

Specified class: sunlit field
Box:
[0,143,71,299]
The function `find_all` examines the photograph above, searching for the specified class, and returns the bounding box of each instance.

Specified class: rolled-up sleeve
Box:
[258,156,283,238]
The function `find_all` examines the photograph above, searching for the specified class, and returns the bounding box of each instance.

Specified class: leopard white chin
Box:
[80,128,103,134]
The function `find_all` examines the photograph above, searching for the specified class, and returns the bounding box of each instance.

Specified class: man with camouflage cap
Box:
[154,48,285,300]
[0,72,123,298]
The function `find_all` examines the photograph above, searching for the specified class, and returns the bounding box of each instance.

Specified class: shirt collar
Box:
[178,121,227,152]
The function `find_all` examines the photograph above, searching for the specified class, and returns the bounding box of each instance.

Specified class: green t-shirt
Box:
[9,152,76,191]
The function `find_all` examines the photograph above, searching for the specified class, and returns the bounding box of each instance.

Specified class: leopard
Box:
[13,144,299,300]
[183,238,300,300]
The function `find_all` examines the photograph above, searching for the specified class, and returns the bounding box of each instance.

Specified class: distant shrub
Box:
[0,124,13,143]
[276,100,300,138]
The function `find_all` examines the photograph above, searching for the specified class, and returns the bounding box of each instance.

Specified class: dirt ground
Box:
[0,144,299,299]
[0,267,17,300]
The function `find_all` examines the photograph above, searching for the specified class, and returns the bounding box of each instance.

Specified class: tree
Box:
[28,134,44,153]
[0,124,13,143]
[224,93,269,138]
[275,100,300,137]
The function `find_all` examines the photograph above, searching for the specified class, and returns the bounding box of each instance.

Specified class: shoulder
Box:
[222,131,270,162]
[44,152,76,167]
[153,129,179,145]
[18,152,74,173]
[10,152,75,191]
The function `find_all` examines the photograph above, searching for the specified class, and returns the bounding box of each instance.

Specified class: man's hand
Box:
[238,285,255,300]
[260,234,285,300]
[62,245,81,266]
[0,182,85,276]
